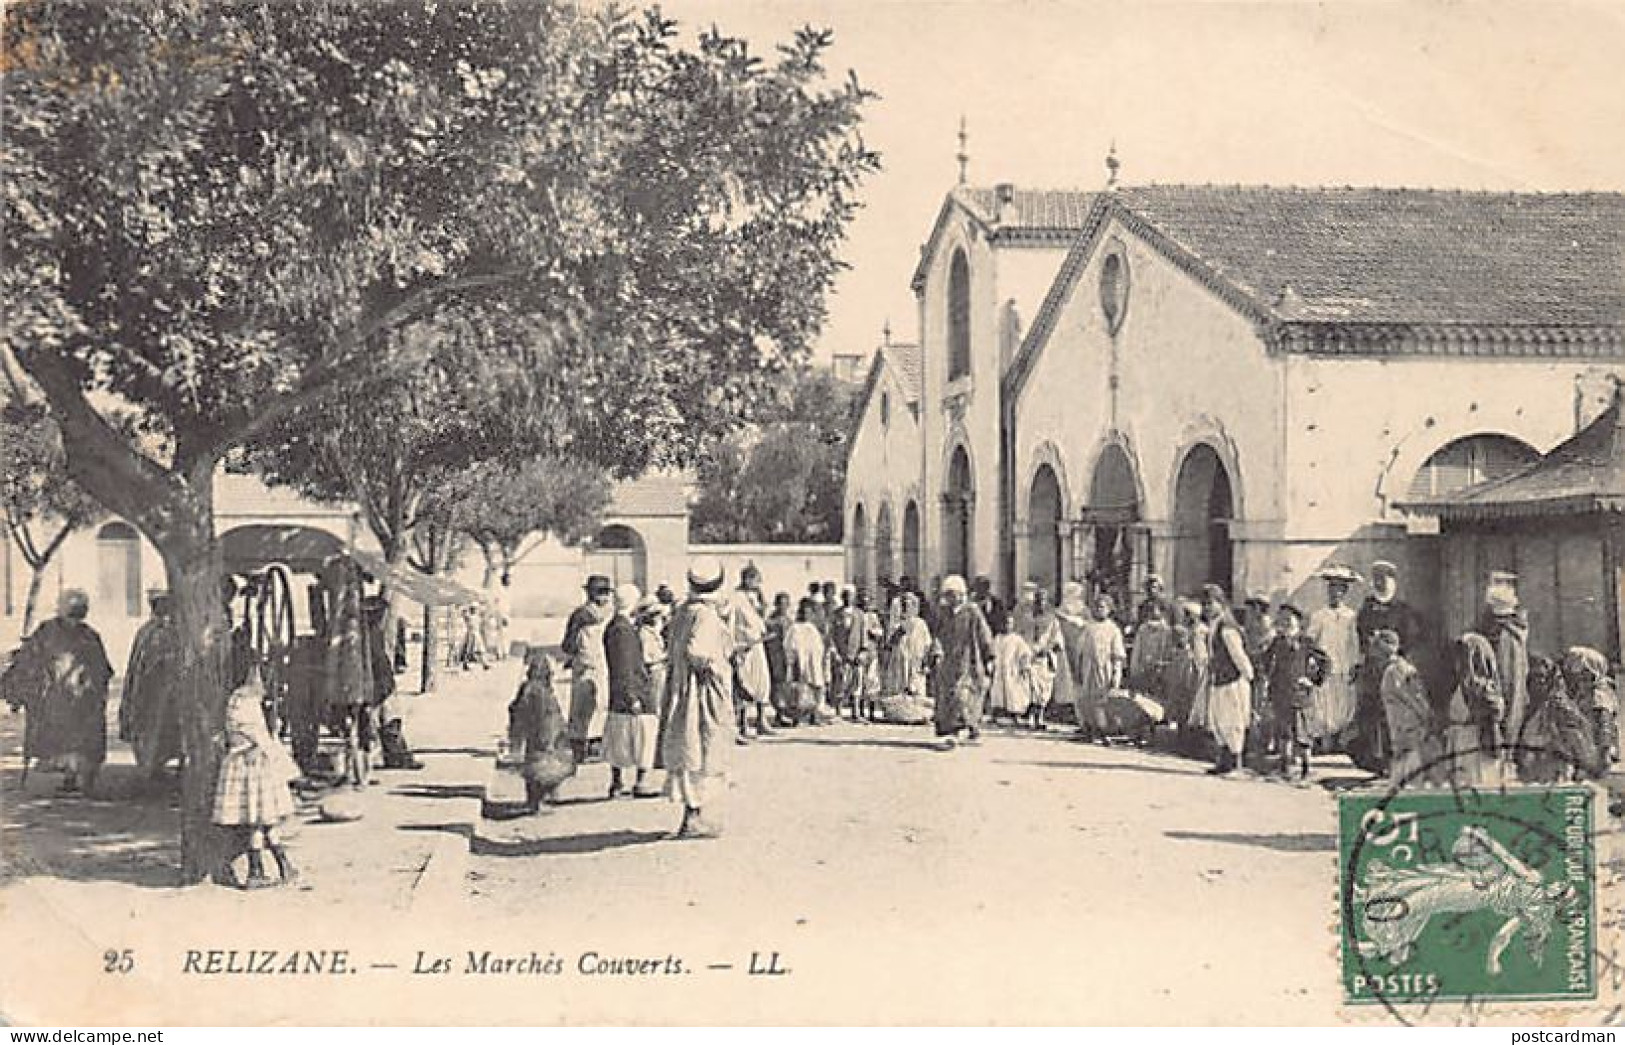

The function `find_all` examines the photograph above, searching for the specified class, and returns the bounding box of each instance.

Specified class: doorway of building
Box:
[942,446,973,579]
[874,503,895,590]
[1171,444,1235,599]
[1026,464,1064,599]
[902,500,922,584]
[1078,442,1144,613]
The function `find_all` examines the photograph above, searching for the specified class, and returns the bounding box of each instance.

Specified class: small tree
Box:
[458,456,612,588]
[0,396,103,634]
[691,366,855,542]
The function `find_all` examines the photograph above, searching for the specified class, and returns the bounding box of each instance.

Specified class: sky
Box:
[653,0,1625,361]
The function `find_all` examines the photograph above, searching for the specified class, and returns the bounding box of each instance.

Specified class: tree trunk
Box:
[21,563,46,639]
[380,536,407,666]
[480,542,498,590]
[420,601,440,695]
[165,535,233,885]
[16,350,233,885]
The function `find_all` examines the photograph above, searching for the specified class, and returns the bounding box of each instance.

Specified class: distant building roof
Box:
[1409,384,1625,520]
[608,471,694,519]
[911,185,1096,292]
[1009,185,1625,401]
[1114,185,1625,328]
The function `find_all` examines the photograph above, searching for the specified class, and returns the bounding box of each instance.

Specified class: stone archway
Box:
[942,446,974,579]
[1026,464,1064,599]
[587,523,647,592]
[1080,441,1145,611]
[1170,444,1235,599]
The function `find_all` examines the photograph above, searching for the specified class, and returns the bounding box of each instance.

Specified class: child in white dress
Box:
[213,667,301,889]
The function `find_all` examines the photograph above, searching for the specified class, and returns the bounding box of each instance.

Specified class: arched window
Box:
[880,391,891,428]
[1407,434,1540,500]
[96,521,142,617]
[947,249,971,380]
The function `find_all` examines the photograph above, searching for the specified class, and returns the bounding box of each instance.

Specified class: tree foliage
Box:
[0,391,105,633]
[690,366,856,542]
[453,456,612,584]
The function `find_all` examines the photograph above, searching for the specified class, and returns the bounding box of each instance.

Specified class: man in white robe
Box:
[730,564,774,741]
[663,557,736,839]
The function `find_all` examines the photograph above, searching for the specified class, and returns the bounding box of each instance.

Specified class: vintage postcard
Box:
[1,0,1621,1028]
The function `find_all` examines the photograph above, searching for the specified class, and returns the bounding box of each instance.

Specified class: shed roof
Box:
[1410,384,1625,520]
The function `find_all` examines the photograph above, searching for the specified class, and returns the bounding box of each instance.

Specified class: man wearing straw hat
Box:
[562,574,613,764]
[663,556,736,838]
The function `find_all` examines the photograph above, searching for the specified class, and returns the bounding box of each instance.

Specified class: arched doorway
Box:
[874,503,895,589]
[1026,465,1064,599]
[587,523,647,591]
[850,503,870,591]
[96,521,142,617]
[1080,442,1145,612]
[1171,444,1235,599]
[942,447,973,579]
[902,501,922,583]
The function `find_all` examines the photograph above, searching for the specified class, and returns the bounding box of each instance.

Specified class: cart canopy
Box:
[218,525,482,607]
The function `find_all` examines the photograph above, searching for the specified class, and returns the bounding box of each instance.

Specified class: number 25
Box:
[103,949,135,974]
[1361,809,1420,862]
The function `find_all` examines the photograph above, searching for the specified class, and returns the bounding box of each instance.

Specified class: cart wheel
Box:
[255,565,297,735]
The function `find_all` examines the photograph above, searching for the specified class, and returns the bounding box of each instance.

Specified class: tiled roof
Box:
[911,185,1095,291]
[1115,185,1625,327]
[881,342,923,404]
[846,343,922,471]
[1413,385,1624,519]
[1007,186,1625,404]
[608,471,694,518]
[958,186,1100,237]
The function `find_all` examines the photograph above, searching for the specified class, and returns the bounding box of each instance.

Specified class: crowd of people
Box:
[1,553,1618,881]
[511,554,1621,847]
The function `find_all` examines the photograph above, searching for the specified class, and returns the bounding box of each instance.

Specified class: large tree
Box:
[2,0,876,881]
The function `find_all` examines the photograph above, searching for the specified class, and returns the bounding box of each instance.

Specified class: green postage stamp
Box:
[1339,787,1597,1006]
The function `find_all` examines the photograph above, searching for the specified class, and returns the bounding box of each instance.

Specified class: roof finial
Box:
[882,318,892,346]
[956,116,969,185]
[1105,140,1121,190]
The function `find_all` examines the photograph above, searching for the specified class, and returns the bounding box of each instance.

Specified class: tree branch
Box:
[213,267,526,460]
[39,519,75,570]
[13,348,184,538]
[8,516,42,568]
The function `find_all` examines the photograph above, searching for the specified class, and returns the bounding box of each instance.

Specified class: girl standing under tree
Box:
[214,667,301,889]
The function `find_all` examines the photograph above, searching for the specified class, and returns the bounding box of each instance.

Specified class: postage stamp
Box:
[1339,786,1597,1008]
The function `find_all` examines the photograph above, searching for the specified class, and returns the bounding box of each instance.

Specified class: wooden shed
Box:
[1407,385,1624,663]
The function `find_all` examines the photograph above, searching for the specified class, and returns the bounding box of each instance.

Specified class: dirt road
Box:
[464,720,1349,1023]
